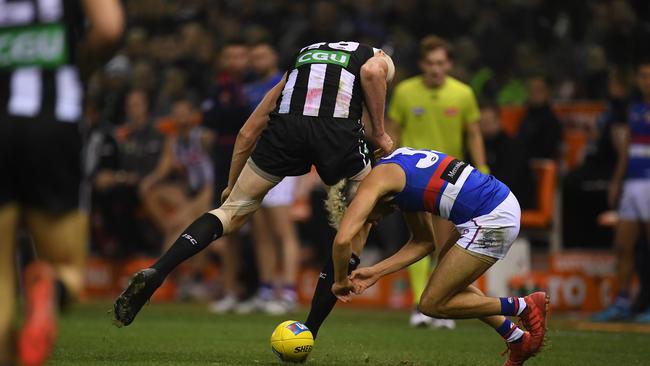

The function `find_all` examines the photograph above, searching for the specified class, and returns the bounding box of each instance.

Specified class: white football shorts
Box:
[618,179,650,221]
[262,176,298,207]
[455,192,521,260]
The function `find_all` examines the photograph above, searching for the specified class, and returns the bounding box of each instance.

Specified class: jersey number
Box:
[300,41,360,53]
[0,0,63,26]
[385,148,440,169]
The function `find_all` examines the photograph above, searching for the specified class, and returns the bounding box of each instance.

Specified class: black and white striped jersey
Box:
[276,41,376,120]
[0,0,84,123]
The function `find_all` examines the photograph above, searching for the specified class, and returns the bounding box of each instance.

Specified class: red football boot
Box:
[519,292,549,352]
[502,331,540,366]
[18,261,58,366]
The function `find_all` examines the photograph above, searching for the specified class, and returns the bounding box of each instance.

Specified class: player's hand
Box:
[349,266,380,295]
[331,279,354,303]
[372,132,394,158]
[220,186,233,204]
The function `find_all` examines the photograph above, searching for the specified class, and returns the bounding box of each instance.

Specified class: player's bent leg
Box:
[0,203,19,364]
[18,261,57,366]
[114,161,278,326]
[21,208,84,366]
[420,248,544,365]
[418,244,498,319]
[465,285,508,328]
[210,161,279,234]
[26,209,89,298]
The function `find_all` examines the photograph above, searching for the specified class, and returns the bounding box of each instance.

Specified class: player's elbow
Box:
[361,61,387,83]
[333,233,352,249]
[237,126,257,144]
[92,14,124,46]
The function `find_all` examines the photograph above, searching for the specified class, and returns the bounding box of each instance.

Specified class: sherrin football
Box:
[270,320,314,363]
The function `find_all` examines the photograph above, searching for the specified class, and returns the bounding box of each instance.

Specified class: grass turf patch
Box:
[50,302,649,365]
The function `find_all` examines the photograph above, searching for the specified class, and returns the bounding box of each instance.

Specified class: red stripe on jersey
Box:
[631,135,650,144]
[423,156,454,214]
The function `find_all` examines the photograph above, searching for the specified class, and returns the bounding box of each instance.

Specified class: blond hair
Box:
[324,179,362,229]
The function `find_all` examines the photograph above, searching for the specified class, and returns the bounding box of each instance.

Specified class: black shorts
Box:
[251,113,370,186]
[0,116,82,213]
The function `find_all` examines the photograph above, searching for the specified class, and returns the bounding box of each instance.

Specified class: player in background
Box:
[140,95,214,253]
[0,1,124,365]
[594,60,650,322]
[202,40,251,312]
[387,35,488,329]
[234,42,301,315]
[114,42,396,340]
[329,147,548,365]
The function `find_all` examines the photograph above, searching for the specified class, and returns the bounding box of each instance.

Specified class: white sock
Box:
[516,298,527,316]
[507,326,525,343]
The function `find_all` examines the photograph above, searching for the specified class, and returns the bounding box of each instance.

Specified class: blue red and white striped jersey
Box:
[626,101,650,179]
[376,147,511,224]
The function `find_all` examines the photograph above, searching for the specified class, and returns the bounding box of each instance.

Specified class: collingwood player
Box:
[114,41,395,336]
[0,1,123,365]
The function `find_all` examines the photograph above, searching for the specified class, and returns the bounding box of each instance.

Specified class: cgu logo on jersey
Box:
[0,24,68,69]
[0,0,68,69]
[295,50,350,68]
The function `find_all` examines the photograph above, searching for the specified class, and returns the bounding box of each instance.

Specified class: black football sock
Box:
[151,213,223,278]
[304,253,360,338]
[55,279,71,313]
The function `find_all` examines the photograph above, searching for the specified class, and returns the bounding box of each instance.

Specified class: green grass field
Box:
[50,302,649,366]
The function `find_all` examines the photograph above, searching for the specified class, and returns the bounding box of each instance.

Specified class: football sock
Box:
[495,319,524,343]
[55,279,70,313]
[259,283,274,301]
[614,291,631,310]
[282,284,297,303]
[304,253,360,338]
[408,256,431,306]
[499,297,527,316]
[152,213,223,278]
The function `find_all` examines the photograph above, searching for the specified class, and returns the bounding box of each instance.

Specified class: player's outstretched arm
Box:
[223,74,287,202]
[331,165,404,301]
[350,212,436,294]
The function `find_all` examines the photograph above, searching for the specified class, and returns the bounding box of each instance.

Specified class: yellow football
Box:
[270,320,314,363]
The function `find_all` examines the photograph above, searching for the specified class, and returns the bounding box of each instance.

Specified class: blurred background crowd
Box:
[80,0,650,311]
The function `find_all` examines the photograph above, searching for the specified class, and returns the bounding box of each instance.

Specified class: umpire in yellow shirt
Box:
[388,35,489,330]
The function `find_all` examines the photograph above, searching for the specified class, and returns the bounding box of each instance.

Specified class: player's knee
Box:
[419,297,450,318]
[210,199,261,235]
[209,208,233,234]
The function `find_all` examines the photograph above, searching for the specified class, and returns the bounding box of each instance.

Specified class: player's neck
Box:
[423,76,446,89]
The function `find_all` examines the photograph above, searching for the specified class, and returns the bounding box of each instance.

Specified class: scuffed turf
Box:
[49,302,649,365]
